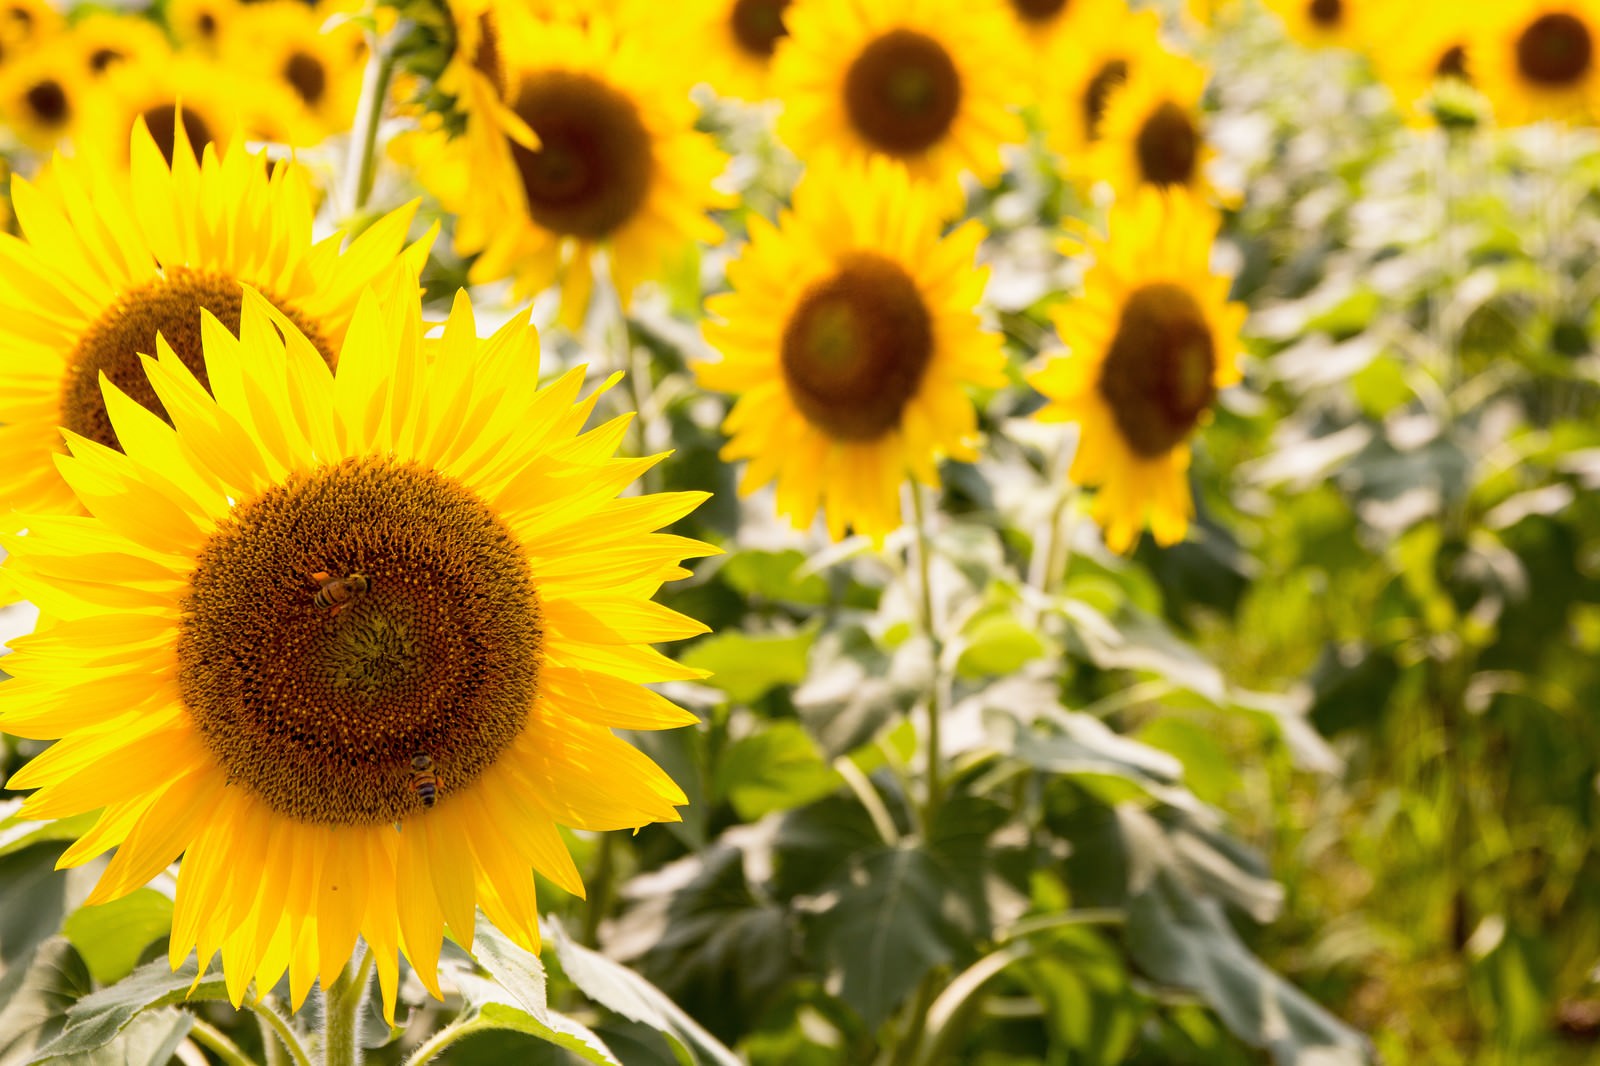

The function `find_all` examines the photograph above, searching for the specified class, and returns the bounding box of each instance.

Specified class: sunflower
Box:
[1365,1,1476,125]
[1471,0,1600,125]
[771,0,1024,198]
[0,42,83,151]
[1263,0,1368,50]
[1086,50,1215,198]
[673,0,793,101]
[1027,189,1245,552]
[0,0,60,44]
[401,10,728,329]
[697,155,1005,542]
[222,1,366,143]
[1039,0,1167,167]
[0,268,712,1022]
[65,12,173,81]
[0,116,426,521]
[166,0,238,51]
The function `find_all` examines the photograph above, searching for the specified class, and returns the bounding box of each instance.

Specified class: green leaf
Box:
[954,613,1047,680]
[714,720,840,820]
[795,627,930,760]
[63,891,174,987]
[808,844,964,1030]
[0,844,73,967]
[33,1008,193,1066]
[28,957,226,1062]
[680,626,817,704]
[606,844,797,1046]
[548,918,743,1066]
[452,920,619,1065]
[0,938,91,1066]
[720,550,830,607]
[0,805,99,860]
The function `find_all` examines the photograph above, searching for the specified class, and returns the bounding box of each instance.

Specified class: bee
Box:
[311,571,370,616]
[410,753,439,809]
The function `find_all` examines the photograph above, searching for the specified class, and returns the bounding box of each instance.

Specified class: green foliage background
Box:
[2,2,1600,1064]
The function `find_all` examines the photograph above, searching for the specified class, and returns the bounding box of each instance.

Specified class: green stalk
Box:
[400,1015,491,1066]
[190,1018,260,1066]
[909,483,945,830]
[320,948,376,1066]
[347,31,398,214]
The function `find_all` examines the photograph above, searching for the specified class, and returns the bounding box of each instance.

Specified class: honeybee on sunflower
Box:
[1028,189,1245,553]
[697,154,1005,543]
[771,0,1024,199]
[400,6,729,328]
[1471,0,1600,125]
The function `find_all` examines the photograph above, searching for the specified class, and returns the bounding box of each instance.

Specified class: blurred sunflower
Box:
[1086,50,1215,198]
[0,43,82,151]
[1263,0,1367,50]
[1040,0,1167,166]
[0,0,60,44]
[1472,0,1600,125]
[1028,190,1244,552]
[678,0,793,100]
[0,117,425,519]
[166,0,237,51]
[771,0,1023,197]
[402,10,728,328]
[222,1,365,142]
[0,277,711,1023]
[1365,1,1475,125]
[66,12,172,81]
[698,155,1005,542]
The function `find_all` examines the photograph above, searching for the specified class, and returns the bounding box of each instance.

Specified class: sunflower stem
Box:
[581,830,617,948]
[909,482,944,830]
[347,28,398,215]
[400,1014,490,1066]
[243,997,313,1066]
[190,1017,260,1066]
[321,947,375,1066]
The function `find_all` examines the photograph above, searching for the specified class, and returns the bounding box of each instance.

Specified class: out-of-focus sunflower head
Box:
[221,1,367,143]
[65,11,173,82]
[76,56,303,166]
[654,0,795,101]
[1040,0,1168,170]
[0,0,62,46]
[1263,0,1370,50]
[1364,0,1481,127]
[1086,48,1218,200]
[166,0,240,52]
[1471,0,1600,127]
[0,40,86,153]
[772,0,1026,200]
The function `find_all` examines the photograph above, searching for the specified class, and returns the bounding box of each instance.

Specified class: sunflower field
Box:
[0,0,1599,1063]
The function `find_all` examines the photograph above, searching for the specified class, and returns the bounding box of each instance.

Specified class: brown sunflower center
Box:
[509,71,654,240]
[88,47,125,73]
[780,252,933,441]
[1011,0,1068,22]
[59,269,335,453]
[1083,59,1127,141]
[1516,12,1592,86]
[844,29,962,155]
[24,78,68,125]
[178,456,542,826]
[1135,100,1199,186]
[197,11,217,37]
[1308,0,1341,26]
[1097,282,1217,458]
[1435,44,1468,81]
[284,50,327,106]
[730,0,790,58]
[140,104,215,164]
